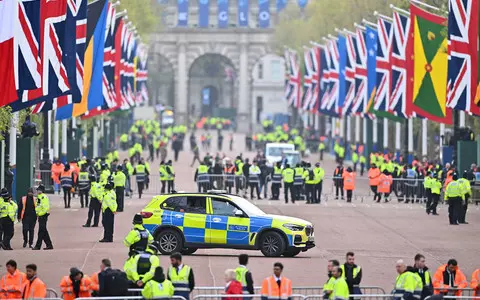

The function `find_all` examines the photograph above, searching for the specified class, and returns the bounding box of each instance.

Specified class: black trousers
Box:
[1,217,14,249]
[190,155,201,167]
[305,184,316,203]
[102,209,115,241]
[22,219,36,246]
[197,182,209,192]
[370,185,380,201]
[116,187,125,212]
[294,184,303,200]
[174,150,180,161]
[86,198,101,226]
[428,193,439,214]
[250,183,260,198]
[235,177,244,194]
[448,197,462,225]
[63,187,72,208]
[319,150,324,161]
[405,185,415,203]
[271,183,280,200]
[360,163,365,176]
[161,181,167,194]
[315,182,323,203]
[346,190,353,202]
[35,214,53,248]
[426,190,433,213]
[80,190,89,208]
[137,182,144,198]
[458,195,469,223]
[167,181,174,193]
[284,182,295,203]
[335,182,344,198]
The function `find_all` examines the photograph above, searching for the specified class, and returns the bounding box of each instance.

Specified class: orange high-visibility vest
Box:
[342,172,356,190]
[368,168,381,186]
[22,277,47,299]
[378,174,393,193]
[261,276,292,300]
[60,275,91,300]
[1,270,27,299]
[20,196,36,220]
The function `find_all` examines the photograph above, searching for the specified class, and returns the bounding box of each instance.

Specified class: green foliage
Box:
[0,107,12,141]
[117,0,163,41]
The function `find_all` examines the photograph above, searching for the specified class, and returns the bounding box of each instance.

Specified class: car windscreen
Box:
[267,146,292,157]
[229,195,266,216]
[285,153,300,166]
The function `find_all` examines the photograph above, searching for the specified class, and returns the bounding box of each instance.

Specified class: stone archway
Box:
[147,53,175,107]
[188,53,237,117]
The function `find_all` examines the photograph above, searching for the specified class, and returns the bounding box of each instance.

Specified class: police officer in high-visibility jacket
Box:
[235,157,245,194]
[166,160,175,193]
[167,252,195,299]
[457,171,471,224]
[282,164,295,204]
[271,162,282,200]
[124,242,161,288]
[195,161,210,192]
[33,185,53,250]
[0,189,17,250]
[99,181,117,243]
[427,174,441,216]
[304,163,317,204]
[113,165,126,212]
[159,161,168,194]
[236,254,254,295]
[393,260,423,300]
[83,175,102,228]
[77,165,91,208]
[423,171,432,211]
[249,161,262,200]
[314,163,325,204]
[60,164,75,208]
[318,141,325,161]
[444,174,463,225]
[141,267,175,299]
[323,260,340,299]
[261,262,292,300]
[124,214,153,252]
[293,163,304,200]
[133,162,149,199]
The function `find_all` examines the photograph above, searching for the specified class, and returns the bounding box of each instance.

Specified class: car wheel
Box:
[283,248,301,257]
[181,247,198,255]
[260,231,286,257]
[156,229,183,255]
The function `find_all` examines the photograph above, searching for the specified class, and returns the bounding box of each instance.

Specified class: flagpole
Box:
[410,0,441,11]
[309,41,325,48]
[373,118,378,151]
[362,19,378,28]
[354,23,366,31]
[390,4,410,16]
[355,116,360,144]
[383,118,388,153]
[440,123,445,163]
[395,122,401,155]
[408,118,414,162]
[374,11,393,22]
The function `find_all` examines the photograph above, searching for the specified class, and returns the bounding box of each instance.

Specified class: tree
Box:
[116,0,163,41]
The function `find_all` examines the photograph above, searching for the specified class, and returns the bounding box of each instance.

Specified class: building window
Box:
[256,96,263,124]
[258,63,263,79]
[271,60,282,81]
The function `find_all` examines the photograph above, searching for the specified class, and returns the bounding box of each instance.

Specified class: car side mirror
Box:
[234,210,245,218]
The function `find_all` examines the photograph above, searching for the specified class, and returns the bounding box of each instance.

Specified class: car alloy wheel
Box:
[160,232,178,253]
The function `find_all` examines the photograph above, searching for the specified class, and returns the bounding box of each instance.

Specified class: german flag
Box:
[72,0,109,117]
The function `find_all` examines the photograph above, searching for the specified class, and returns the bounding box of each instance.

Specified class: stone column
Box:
[237,35,250,133]
[175,40,188,125]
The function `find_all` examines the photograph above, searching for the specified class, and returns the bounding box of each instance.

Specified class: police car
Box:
[140,191,315,257]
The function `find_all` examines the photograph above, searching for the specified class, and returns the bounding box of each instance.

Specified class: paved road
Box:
[3,131,479,295]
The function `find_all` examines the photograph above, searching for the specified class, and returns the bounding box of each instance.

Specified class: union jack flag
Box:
[307,46,320,111]
[446,0,479,115]
[302,47,314,110]
[102,2,117,109]
[31,95,72,113]
[325,39,340,115]
[389,11,410,118]
[318,45,331,113]
[352,28,368,115]
[342,33,357,116]
[374,18,392,112]
[284,49,302,108]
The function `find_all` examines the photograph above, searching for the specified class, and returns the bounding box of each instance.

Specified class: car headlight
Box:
[283,223,304,231]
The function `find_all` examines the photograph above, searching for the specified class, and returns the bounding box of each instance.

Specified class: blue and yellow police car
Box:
[139,192,315,257]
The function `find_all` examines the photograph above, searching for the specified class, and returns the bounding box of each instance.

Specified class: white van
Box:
[265,143,295,167]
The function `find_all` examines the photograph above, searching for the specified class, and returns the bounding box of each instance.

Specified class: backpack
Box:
[101,269,129,296]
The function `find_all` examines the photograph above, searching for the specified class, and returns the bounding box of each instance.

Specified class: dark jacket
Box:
[18,195,37,222]
[342,263,362,294]
[413,266,433,299]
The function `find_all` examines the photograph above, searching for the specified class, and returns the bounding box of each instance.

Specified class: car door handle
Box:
[174,214,183,219]
[212,217,221,222]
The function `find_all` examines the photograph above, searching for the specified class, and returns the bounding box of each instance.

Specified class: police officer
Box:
[404,164,418,204]
[124,242,161,288]
[427,173,441,216]
[304,163,317,204]
[83,174,102,228]
[282,164,295,203]
[167,252,195,299]
[134,161,148,199]
[33,184,54,250]
[314,163,325,203]
[334,164,344,200]
[249,160,261,199]
[159,161,168,194]
[293,163,304,200]
[458,171,471,224]
[0,189,16,250]
[236,254,254,295]
[194,161,210,192]
[166,160,175,193]
[444,173,463,225]
[60,164,75,208]
[270,162,282,200]
[77,165,91,208]
[113,165,126,212]
[423,171,432,213]
[141,267,174,299]
[124,214,154,252]
[235,157,244,195]
[99,163,111,185]
[99,181,117,242]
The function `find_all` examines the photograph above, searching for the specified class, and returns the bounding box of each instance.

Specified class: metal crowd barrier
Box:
[304,294,394,300]
[76,297,187,300]
[192,295,306,300]
[426,297,477,300]
[432,288,477,297]
[46,288,59,298]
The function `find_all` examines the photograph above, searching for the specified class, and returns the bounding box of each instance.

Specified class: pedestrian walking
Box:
[33,184,53,250]
[377,170,393,203]
[427,174,441,215]
[60,164,75,208]
[18,188,37,248]
[340,252,362,296]
[368,164,381,202]
[342,167,356,203]
[334,164,344,200]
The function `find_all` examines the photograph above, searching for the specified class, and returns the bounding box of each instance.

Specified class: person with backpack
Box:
[124,214,154,252]
[303,163,317,204]
[124,242,161,288]
[98,259,129,297]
